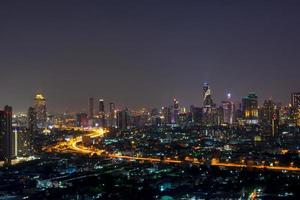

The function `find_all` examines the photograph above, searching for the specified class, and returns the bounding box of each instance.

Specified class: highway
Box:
[44,128,300,172]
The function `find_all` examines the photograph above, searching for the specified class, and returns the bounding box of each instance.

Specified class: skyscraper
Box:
[88,97,94,119]
[117,108,129,130]
[203,82,213,113]
[261,99,275,126]
[173,98,180,124]
[242,93,258,124]
[291,93,300,126]
[98,99,105,127]
[99,99,105,113]
[291,92,300,109]
[109,102,116,128]
[0,106,14,165]
[221,93,235,125]
[27,106,37,153]
[34,93,47,129]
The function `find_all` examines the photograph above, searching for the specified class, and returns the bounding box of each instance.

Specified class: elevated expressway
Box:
[44,128,300,172]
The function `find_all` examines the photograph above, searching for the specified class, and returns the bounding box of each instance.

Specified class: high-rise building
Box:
[161,107,172,125]
[291,92,300,109]
[203,82,213,113]
[260,99,279,136]
[109,102,116,127]
[0,106,14,164]
[98,99,106,127]
[242,93,258,124]
[173,98,180,124]
[27,106,37,153]
[99,99,105,113]
[88,97,94,119]
[34,93,47,129]
[221,93,235,125]
[117,108,129,130]
[190,105,202,124]
[261,99,275,126]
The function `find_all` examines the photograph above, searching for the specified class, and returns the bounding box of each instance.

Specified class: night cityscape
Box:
[1,1,300,200]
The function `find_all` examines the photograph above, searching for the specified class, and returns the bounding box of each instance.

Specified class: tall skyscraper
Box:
[109,102,116,127]
[242,93,258,124]
[99,99,105,113]
[291,92,300,109]
[98,99,105,127]
[117,108,129,130]
[173,98,180,124]
[221,93,235,125]
[27,106,37,153]
[34,93,47,129]
[203,82,213,113]
[0,106,14,165]
[261,99,275,126]
[290,93,300,126]
[88,97,94,119]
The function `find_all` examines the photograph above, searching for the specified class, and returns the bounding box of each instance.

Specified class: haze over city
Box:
[1,1,300,112]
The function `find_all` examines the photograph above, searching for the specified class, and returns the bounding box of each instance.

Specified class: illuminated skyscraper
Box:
[203,82,213,113]
[34,93,47,129]
[0,106,14,165]
[88,97,94,119]
[221,93,235,125]
[242,93,258,124]
[173,98,180,123]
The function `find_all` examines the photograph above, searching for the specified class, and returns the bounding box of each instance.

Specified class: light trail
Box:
[44,128,300,172]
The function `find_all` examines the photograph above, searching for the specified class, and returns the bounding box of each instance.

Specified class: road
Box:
[44,128,300,172]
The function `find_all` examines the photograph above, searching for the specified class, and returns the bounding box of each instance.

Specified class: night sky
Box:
[1,1,300,113]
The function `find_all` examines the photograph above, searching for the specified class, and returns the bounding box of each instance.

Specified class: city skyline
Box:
[4,86,299,113]
[1,1,300,112]
[1,2,300,198]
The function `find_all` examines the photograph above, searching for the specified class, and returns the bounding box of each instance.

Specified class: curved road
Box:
[45,128,300,172]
